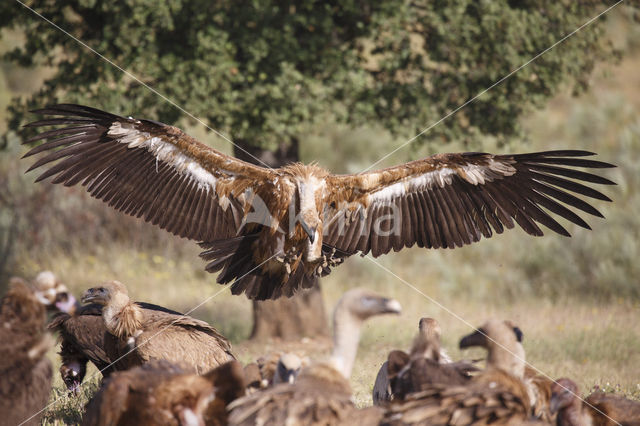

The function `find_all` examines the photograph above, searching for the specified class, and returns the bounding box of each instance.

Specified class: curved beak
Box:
[300,220,317,243]
[459,328,487,350]
[381,298,402,315]
[81,288,100,304]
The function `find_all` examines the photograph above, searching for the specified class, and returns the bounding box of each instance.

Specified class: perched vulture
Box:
[382,319,537,425]
[227,288,401,425]
[0,278,55,426]
[24,104,616,300]
[81,280,235,373]
[82,359,246,426]
[550,378,640,426]
[49,298,184,391]
[242,362,264,394]
[242,353,305,394]
[373,317,477,405]
[252,352,306,388]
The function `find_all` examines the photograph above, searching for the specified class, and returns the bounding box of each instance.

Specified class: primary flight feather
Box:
[23,104,615,300]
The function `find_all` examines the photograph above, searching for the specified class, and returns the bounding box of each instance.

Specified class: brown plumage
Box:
[24,104,615,300]
[373,317,475,405]
[0,278,54,426]
[257,352,307,386]
[241,353,306,394]
[82,360,246,426]
[382,319,536,425]
[551,378,640,426]
[227,288,401,425]
[49,299,185,391]
[525,365,555,423]
[81,280,234,373]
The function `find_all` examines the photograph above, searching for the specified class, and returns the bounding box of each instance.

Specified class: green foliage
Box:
[1,0,625,150]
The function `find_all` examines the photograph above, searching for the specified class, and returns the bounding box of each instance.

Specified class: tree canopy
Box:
[2,0,624,151]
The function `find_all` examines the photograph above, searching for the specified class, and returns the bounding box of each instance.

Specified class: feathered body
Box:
[49,300,184,390]
[382,320,537,425]
[0,278,54,426]
[551,378,640,426]
[82,360,246,426]
[81,281,235,374]
[378,318,478,404]
[373,317,469,405]
[24,104,616,299]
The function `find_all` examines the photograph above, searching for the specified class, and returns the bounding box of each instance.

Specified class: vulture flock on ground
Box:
[2,272,640,425]
[0,103,637,424]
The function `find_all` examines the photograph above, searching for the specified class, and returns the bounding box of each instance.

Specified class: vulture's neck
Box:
[330,306,361,379]
[487,342,525,378]
[410,335,441,362]
[102,293,142,340]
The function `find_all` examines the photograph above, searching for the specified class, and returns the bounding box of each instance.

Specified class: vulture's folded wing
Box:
[135,308,234,370]
[49,309,112,371]
[23,104,273,242]
[324,151,615,257]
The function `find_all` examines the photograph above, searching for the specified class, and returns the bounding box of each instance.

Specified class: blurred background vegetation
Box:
[1,1,639,420]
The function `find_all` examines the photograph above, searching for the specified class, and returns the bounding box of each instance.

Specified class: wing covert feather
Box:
[324,151,615,257]
[24,104,272,242]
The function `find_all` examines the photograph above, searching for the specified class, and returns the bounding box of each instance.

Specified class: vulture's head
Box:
[550,378,580,414]
[329,288,401,379]
[274,353,304,385]
[81,280,129,307]
[418,317,442,341]
[410,317,443,361]
[60,361,86,393]
[336,288,402,322]
[459,319,525,377]
[33,271,77,314]
[285,166,328,262]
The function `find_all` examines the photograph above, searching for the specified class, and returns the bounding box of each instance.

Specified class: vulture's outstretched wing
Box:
[23,104,272,242]
[324,151,615,257]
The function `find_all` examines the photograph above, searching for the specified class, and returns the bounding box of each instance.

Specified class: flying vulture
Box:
[82,359,246,426]
[550,377,640,426]
[80,280,235,373]
[0,278,55,426]
[382,319,539,425]
[227,288,401,425]
[23,104,616,300]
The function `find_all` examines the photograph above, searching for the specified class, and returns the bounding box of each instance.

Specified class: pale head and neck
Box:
[329,288,402,379]
[81,280,142,340]
[286,164,327,263]
[459,319,526,378]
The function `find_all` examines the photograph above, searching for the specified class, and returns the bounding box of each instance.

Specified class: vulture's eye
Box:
[512,326,523,342]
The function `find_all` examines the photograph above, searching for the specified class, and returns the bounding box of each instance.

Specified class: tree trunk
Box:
[232,138,329,341]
